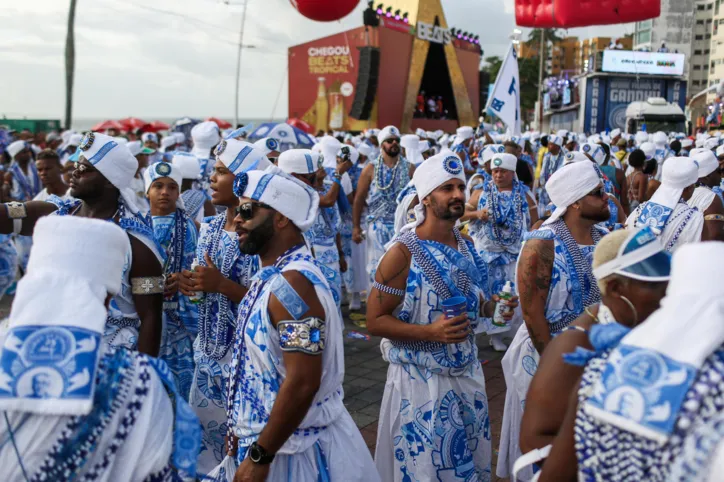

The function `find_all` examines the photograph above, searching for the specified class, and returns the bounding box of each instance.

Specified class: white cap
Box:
[171,152,201,180]
[191,121,221,156]
[75,132,137,190]
[640,142,656,160]
[490,153,517,172]
[278,149,320,175]
[378,125,401,144]
[214,138,271,175]
[143,161,183,194]
[691,149,719,178]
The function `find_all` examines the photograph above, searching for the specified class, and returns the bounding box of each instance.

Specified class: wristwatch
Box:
[248,442,275,465]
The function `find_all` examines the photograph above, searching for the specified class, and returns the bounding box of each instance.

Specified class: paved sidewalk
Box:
[342,307,511,482]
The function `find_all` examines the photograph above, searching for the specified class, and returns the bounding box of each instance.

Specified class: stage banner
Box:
[485,44,521,135]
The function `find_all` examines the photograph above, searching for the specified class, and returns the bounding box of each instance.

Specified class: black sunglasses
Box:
[384,138,400,145]
[235,201,272,221]
[585,187,606,199]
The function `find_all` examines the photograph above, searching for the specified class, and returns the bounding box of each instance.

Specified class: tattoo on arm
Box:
[375,246,410,305]
[518,239,555,354]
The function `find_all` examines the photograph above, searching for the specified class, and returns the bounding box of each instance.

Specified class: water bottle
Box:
[492,281,514,328]
[188,260,204,304]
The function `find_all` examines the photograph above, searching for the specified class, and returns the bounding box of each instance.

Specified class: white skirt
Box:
[210,410,379,482]
[497,324,539,481]
[375,362,492,482]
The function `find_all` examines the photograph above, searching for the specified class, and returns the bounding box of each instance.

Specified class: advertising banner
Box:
[288,28,375,132]
[602,51,686,76]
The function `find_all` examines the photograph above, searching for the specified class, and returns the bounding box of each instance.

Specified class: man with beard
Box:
[222,169,377,481]
[368,153,517,482]
[497,161,609,481]
[0,132,164,355]
[626,157,705,251]
[352,125,414,285]
[177,138,271,477]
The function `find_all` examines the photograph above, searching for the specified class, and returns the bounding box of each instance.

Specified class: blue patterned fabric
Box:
[181,189,207,221]
[9,161,41,202]
[574,342,724,481]
[637,202,675,235]
[151,211,199,402]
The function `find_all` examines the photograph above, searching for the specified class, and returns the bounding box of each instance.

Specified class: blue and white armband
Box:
[278,317,326,355]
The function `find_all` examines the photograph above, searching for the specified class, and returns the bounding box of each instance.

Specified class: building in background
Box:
[690,0,714,94]
[634,0,696,76]
[548,36,579,76]
[577,36,633,73]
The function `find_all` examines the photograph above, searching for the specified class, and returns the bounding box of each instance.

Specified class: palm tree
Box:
[65,0,78,130]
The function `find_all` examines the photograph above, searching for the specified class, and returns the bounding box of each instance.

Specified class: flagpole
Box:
[537,29,545,132]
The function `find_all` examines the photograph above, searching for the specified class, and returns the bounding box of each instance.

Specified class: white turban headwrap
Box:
[581,143,607,165]
[653,131,668,146]
[681,139,694,149]
[75,132,137,191]
[640,142,656,160]
[215,138,272,175]
[490,153,517,172]
[171,152,201,180]
[142,132,159,145]
[0,216,129,416]
[173,132,186,144]
[143,161,185,210]
[319,136,342,169]
[419,140,432,153]
[454,126,474,145]
[547,135,563,147]
[705,137,720,151]
[692,149,719,178]
[6,140,29,160]
[401,135,424,165]
[253,137,281,156]
[160,136,177,152]
[403,153,466,231]
[647,157,699,215]
[378,125,401,144]
[191,121,221,159]
[635,131,649,146]
[610,128,622,139]
[234,168,319,232]
[481,145,506,164]
[278,149,320,175]
[543,161,601,225]
[357,143,373,159]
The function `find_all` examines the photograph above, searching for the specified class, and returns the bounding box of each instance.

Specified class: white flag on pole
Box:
[485,44,521,135]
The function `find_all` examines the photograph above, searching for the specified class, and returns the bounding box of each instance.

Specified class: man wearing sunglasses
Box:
[626,157,706,252]
[225,169,378,482]
[499,160,610,480]
[352,125,415,286]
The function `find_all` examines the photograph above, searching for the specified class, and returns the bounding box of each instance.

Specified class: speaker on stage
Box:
[349,46,381,121]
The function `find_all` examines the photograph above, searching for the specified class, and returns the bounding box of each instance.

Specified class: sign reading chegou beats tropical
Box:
[288,27,375,133]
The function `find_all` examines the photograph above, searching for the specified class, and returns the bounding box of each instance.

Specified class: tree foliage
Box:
[481,54,540,114]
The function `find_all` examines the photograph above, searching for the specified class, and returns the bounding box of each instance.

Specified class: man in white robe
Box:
[220,169,377,481]
[0,216,200,481]
[367,153,516,482]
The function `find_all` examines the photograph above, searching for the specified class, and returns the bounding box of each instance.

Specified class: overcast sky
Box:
[0,0,632,121]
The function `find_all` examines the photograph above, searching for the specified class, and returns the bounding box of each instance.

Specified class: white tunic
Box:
[626,201,704,252]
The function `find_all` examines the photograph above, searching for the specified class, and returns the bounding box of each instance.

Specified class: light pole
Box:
[537,29,545,132]
[230,0,251,128]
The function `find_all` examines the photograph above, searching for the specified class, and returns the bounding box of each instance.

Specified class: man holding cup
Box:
[366,153,518,482]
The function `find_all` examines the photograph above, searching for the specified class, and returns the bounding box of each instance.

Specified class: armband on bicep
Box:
[278,317,326,355]
[372,281,405,298]
[5,202,27,234]
[131,276,165,295]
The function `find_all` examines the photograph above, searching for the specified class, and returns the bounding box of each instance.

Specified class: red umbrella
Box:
[286,118,314,134]
[118,117,148,131]
[91,120,124,132]
[146,121,171,132]
[207,117,232,129]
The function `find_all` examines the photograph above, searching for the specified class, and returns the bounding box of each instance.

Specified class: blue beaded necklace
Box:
[484,180,526,247]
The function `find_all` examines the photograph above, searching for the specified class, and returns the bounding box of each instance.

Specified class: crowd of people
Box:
[0,118,723,481]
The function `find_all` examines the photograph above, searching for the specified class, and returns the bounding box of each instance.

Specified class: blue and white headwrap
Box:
[215,138,272,175]
[235,168,319,232]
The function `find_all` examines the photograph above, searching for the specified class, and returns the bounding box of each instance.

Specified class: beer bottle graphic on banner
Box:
[329,79,344,130]
[315,77,329,133]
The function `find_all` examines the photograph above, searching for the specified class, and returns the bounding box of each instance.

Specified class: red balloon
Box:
[516,0,660,28]
[289,0,360,22]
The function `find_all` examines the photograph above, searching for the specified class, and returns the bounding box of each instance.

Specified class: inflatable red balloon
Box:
[289,0,360,22]
[516,0,660,28]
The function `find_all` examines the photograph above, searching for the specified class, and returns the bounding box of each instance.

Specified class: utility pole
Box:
[65,0,78,130]
[537,29,545,132]
[233,0,250,129]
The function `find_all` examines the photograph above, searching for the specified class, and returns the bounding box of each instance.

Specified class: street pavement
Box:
[342,306,511,482]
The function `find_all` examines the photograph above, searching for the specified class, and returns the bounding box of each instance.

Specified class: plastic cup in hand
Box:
[442,296,467,319]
